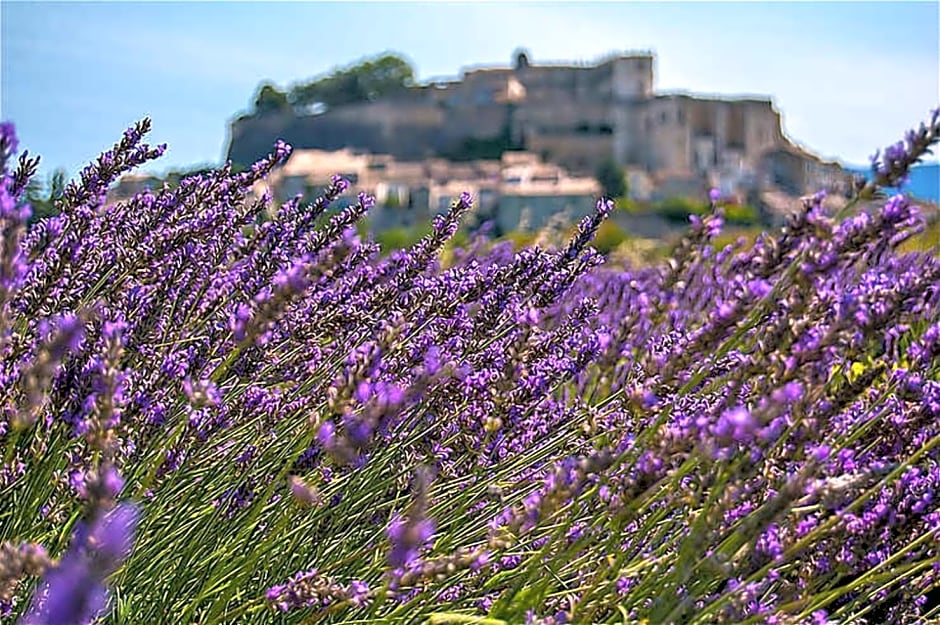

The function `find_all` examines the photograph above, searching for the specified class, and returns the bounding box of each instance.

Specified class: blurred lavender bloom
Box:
[712,406,759,445]
[23,503,138,625]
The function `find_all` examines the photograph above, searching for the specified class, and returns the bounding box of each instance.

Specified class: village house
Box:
[251,148,600,234]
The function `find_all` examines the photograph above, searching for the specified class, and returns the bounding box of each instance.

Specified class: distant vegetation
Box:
[251,53,416,116]
[594,157,627,199]
[615,196,760,226]
[440,124,525,162]
[23,167,66,224]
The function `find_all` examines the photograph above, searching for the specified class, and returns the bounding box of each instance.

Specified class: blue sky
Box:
[2,1,938,183]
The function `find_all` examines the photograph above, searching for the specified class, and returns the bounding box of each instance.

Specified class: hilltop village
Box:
[116,50,856,235]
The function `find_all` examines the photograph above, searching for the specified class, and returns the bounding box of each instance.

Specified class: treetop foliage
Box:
[251,53,417,115]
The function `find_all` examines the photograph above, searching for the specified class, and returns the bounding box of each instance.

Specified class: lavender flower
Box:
[0,108,936,624]
[23,504,139,625]
[265,569,371,612]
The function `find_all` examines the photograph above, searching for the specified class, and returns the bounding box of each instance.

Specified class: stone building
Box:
[757,147,848,196]
[226,49,845,198]
[248,147,599,235]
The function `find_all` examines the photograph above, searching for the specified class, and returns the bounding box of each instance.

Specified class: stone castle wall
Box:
[226,51,806,182]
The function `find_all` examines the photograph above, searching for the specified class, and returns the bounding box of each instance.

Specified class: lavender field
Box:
[1,109,939,624]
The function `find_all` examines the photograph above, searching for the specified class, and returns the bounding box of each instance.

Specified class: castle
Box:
[226,49,848,201]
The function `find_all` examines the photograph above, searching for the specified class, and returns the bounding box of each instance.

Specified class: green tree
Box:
[287,53,416,111]
[595,158,627,199]
[253,83,291,115]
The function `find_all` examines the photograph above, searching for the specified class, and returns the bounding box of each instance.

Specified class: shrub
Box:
[614,197,643,214]
[0,108,938,625]
[590,219,630,255]
[502,229,537,249]
[374,221,433,252]
[653,196,710,222]
[722,202,760,225]
[595,158,627,199]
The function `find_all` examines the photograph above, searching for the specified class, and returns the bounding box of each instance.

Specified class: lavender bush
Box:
[0,108,938,625]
